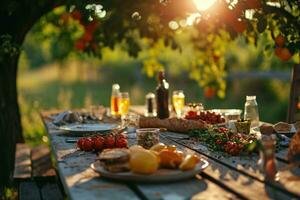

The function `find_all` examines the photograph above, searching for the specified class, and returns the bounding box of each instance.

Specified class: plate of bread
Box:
[273,122,297,134]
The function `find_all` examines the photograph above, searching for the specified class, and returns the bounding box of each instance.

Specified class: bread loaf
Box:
[139,117,207,133]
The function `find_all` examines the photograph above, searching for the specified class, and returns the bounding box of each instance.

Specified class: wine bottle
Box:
[156,71,169,119]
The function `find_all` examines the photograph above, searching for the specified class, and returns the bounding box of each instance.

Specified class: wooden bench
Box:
[14,143,64,200]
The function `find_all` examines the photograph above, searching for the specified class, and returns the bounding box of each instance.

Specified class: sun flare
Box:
[193,0,217,11]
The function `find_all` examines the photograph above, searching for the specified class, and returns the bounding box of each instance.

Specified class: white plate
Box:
[59,123,117,133]
[274,124,297,134]
[209,109,242,115]
[91,159,209,183]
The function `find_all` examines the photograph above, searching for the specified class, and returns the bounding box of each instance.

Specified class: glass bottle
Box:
[110,84,120,117]
[244,96,259,127]
[257,135,279,181]
[145,93,156,117]
[156,71,169,119]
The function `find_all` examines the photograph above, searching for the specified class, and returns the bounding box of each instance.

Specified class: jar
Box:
[136,128,160,149]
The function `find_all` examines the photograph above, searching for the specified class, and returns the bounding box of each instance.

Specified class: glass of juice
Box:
[111,84,120,117]
[172,90,185,118]
[118,92,130,116]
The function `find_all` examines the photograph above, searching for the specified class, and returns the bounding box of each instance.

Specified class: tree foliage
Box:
[2,0,300,98]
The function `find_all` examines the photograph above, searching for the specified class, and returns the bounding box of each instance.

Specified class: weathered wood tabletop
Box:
[41,107,300,200]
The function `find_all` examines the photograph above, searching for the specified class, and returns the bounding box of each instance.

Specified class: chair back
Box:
[288,64,300,123]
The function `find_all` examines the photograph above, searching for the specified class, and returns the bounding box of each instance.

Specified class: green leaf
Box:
[257,17,267,33]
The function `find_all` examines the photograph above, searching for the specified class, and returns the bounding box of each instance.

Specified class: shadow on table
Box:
[264,181,297,200]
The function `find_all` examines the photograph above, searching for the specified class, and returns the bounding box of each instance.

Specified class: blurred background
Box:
[18,6,294,145]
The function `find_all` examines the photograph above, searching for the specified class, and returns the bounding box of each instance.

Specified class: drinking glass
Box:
[118,92,130,116]
[172,90,185,118]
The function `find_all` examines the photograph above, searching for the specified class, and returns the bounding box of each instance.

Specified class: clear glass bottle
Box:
[257,135,279,181]
[244,96,259,127]
[110,84,120,117]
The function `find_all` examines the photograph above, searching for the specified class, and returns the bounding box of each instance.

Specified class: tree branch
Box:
[263,4,300,32]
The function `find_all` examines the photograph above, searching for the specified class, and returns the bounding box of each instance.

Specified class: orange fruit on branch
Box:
[82,32,93,42]
[71,10,82,21]
[279,48,292,61]
[246,0,261,9]
[274,47,282,57]
[204,87,215,99]
[74,39,86,50]
[232,20,247,33]
[275,35,285,47]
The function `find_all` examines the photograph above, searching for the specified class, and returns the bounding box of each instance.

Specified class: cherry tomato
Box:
[77,138,85,150]
[82,138,94,151]
[215,139,223,145]
[115,138,128,148]
[116,133,127,140]
[93,136,105,151]
[105,135,115,148]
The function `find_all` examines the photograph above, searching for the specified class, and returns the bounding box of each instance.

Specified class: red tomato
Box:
[77,138,85,150]
[116,133,127,140]
[116,138,128,148]
[215,139,222,145]
[82,138,94,151]
[93,136,105,151]
[105,135,115,148]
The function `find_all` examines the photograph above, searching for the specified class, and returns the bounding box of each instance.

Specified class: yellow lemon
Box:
[150,143,167,152]
[129,145,144,154]
[179,154,200,171]
[130,150,159,174]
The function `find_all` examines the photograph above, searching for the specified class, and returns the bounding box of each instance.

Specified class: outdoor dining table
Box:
[40,106,300,200]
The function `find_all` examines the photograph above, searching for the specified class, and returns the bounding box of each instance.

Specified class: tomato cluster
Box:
[223,141,244,156]
[185,111,225,124]
[77,134,128,152]
[213,128,255,156]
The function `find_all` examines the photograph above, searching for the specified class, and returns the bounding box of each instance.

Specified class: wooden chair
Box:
[288,64,300,123]
[14,144,64,200]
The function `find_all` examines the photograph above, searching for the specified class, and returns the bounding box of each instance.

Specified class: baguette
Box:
[139,117,207,133]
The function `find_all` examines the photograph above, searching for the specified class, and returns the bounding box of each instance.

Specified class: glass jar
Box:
[244,96,259,128]
[136,128,160,149]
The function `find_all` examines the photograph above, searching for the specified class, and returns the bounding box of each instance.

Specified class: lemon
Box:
[130,150,159,174]
[179,154,199,171]
[129,145,144,154]
[150,143,167,152]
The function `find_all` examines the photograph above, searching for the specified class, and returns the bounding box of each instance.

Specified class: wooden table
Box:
[41,108,300,200]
